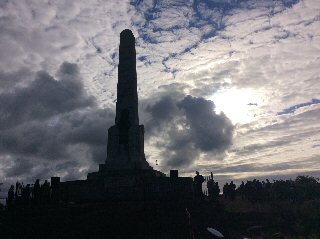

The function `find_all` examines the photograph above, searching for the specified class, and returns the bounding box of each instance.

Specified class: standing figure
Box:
[213,182,220,200]
[207,172,215,201]
[42,180,51,203]
[238,181,245,200]
[229,181,236,200]
[7,185,15,206]
[33,179,41,203]
[21,184,31,204]
[194,171,205,200]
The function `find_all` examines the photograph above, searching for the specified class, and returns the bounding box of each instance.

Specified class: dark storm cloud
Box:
[0,68,34,91]
[1,107,113,180]
[0,62,95,129]
[1,108,112,159]
[6,158,34,177]
[0,62,113,181]
[143,91,234,168]
[145,95,180,134]
[55,161,78,171]
[178,96,233,151]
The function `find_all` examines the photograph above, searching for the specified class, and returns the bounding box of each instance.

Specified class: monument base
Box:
[54,169,192,203]
[87,169,166,180]
[87,163,165,180]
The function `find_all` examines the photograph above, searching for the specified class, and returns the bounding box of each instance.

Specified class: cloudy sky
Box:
[0,0,319,191]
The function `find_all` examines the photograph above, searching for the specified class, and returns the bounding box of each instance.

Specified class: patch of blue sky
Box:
[131,0,300,47]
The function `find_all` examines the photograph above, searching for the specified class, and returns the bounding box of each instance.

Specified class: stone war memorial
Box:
[4,30,320,239]
[53,29,193,202]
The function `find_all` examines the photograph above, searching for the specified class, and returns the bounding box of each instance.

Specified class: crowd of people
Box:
[207,174,220,201]
[193,173,320,203]
[222,181,236,200]
[7,173,320,207]
[6,179,52,207]
[234,176,320,202]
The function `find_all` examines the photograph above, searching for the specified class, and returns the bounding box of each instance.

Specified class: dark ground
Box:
[0,198,319,239]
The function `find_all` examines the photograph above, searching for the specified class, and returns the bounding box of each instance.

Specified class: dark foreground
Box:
[1,198,319,239]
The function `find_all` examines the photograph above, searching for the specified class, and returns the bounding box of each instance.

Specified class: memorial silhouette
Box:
[52,29,193,202]
[105,29,151,171]
[3,30,320,239]
[93,29,154,173]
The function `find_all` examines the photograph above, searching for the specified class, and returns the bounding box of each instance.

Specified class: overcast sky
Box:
[0,0,319,191]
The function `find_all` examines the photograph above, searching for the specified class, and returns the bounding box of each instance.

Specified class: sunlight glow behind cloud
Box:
[209,87,264,124]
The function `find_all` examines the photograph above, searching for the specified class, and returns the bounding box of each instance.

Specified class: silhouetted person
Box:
[194,171,205,200]
[41,180,51,203]
[255,180,263,201]
[15,181,20,199]
[238,181,245,200]
[245,180,256,202]
[265,179,272,201]
[51,177,61,203]
[14,181,23,204]
[223,183,229,199]
[21,184,31,204]
[207,172,215,201]
[213,182,220,200]
[7,185,15,206]
[229,181,236,200]
[34,179,41,203]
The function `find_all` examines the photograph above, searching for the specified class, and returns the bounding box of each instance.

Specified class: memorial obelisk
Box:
[105,29,152,171]
[60,30,189,202]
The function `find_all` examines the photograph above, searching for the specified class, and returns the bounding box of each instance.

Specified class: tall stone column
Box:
[105,29,151,171]
[116,29,139,126]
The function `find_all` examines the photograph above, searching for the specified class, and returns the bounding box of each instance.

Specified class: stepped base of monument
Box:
[54,170,193,203]
[87,167,166,179]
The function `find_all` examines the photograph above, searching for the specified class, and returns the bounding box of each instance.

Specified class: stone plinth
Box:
[58,175,193,202]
